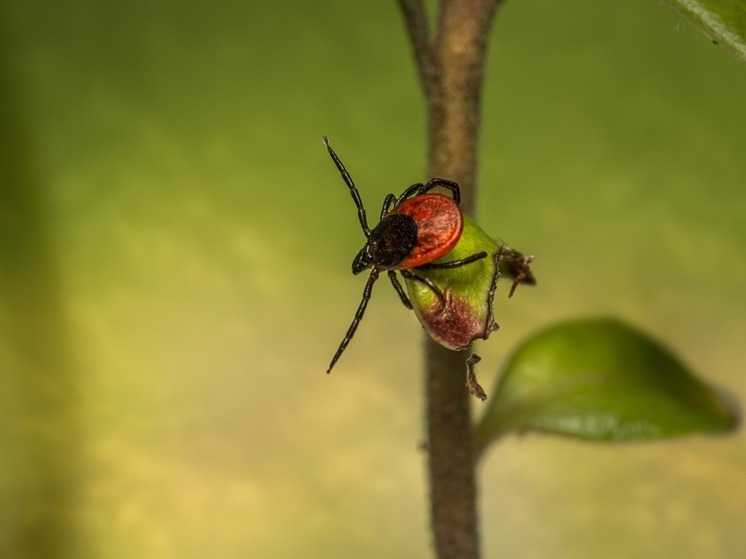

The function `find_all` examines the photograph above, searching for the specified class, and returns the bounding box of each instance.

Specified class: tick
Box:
[324,137,488,373]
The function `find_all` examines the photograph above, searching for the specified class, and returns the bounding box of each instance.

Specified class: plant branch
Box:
[430,0,502,212]
[399,2,503,559]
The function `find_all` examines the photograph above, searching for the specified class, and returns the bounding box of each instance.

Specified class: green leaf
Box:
[476,318,739,452]
[664,0,746,63]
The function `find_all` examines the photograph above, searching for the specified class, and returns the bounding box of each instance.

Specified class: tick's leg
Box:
[420,178,461,204]
[388,271,412,309]
[327,269,380,373]
[394,182,426,205]
[323,136,371,237]
[381,193,396,219]
[417,251,488,270]
[395,178,461,206]
[400,269,446,307]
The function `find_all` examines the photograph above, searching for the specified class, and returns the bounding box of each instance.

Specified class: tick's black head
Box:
[352,213,418,275]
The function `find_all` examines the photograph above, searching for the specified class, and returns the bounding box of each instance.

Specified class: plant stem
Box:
[398,1,502,558]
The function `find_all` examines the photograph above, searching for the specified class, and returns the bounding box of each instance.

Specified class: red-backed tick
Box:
[323,136,494,373]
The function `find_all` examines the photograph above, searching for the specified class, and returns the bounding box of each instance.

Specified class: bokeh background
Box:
[1,0,745,558]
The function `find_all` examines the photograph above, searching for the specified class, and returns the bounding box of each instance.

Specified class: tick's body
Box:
[324,136,487,373]
[385,194,463,269]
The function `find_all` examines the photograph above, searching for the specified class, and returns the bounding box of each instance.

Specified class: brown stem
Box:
[398,1,503,558]
[429,0,502,213]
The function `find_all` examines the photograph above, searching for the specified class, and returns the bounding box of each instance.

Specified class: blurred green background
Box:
[1,1,745,558]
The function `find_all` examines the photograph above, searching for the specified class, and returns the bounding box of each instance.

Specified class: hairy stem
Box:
[398,1,503,558]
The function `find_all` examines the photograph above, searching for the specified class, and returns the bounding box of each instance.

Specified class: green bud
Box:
[404,215,534,351]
